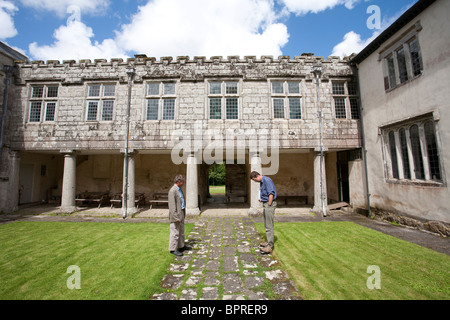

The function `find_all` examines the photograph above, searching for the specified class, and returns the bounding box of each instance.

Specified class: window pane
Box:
[147,83,160,95]
[88,85,101,97]
[332,82,345,95]
[103,85,116,97]
[102,100,114,121]
[334,98,346,119]
[409,38,423,77]
[32,86,43,98]
[87,101,98,121]
[271,82,284,94]
[209,98,221,119]
[410,125,425,180]
[210,82,221,95]
[164,83,175,95]
[387,55,396,89]
[162,99,175,120]
[397,47,408,84]
[288,82,300,94]
[147,99,159,120]
[45,102,56,121]
[47,86,58,98]
[226,98,238,119]
[273,98,284,119]
[350,98,360,120]
[399,129,411,179]
[389,131,399,179]
[348,83,357,95]
[29,101,41,122]
[226,82,238,94]
[289,98,301,119]
[424,121,441,181]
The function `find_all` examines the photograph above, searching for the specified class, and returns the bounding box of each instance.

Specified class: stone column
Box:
[60,150,77,213]
[313,150,328,216]
[248,153,263,217]
[186,153,200,215]
[122,150,138,218]
[9,151,20,212]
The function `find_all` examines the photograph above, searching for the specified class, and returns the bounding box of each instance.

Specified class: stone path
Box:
[151,216,302,300]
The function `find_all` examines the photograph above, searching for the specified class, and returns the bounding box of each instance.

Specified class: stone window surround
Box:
[380,111,445,187]
[207,79,241,120]
[379,21,423,92]
[145,81,178,121]
[27,84,59,123]
[331,80,359,120]
[269,79,303,120]
[85,82,117,122]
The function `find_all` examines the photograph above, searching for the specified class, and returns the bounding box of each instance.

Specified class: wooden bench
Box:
[76,192,110,208]
[110,193,146,208]
[276,195,308,205]
[149,192,169,209]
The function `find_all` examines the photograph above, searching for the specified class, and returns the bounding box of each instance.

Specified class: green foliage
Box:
[208,163,225,186]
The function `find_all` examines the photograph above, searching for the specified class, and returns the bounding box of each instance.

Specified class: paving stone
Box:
[185,276,202,287]
[223,273,244,294]
[180,289,197,300]
[264,269,289,282]
[223,246,236,255]
[192,258,206,268]
[161,274,184,289]
[272,281,299,298]
[205,259,220,271]
[223,256,239,272]
[202,287,219,300]
[204,276,220,286]
[240,253,258,268]
[223,294,246,300]
[151,292,178,300]
[245,276,265,289]
[169,263,189,272]
[259,256,280,268]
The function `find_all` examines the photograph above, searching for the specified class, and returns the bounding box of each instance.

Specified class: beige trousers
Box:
[169,210,185,251]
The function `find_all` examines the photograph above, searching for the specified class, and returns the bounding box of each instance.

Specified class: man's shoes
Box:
[180,245,192,252]
[170,250,183,256]
[259,242,269,248]
[260,245,273,255]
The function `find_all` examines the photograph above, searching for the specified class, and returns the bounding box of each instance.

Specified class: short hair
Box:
[249,171,260,179]
[174,174,185,183]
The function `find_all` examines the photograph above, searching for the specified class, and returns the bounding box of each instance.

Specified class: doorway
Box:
[19,164,34,204]
[337,151,350,203]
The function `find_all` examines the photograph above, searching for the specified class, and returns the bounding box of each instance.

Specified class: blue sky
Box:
[0,0,417,61]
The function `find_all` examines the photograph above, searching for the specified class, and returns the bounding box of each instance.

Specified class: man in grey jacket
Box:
[168,175,191,256]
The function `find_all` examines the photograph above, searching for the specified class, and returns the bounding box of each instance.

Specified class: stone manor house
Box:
[0,0,449,231]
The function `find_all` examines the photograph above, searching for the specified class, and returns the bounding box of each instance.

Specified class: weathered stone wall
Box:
[11,55,361,153]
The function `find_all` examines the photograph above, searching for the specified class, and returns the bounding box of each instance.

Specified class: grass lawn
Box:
[209,185,225,194]
[256,221,450,300]
[0,221,192,300]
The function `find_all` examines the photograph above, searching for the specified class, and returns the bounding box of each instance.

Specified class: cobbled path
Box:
[151,216,301,300]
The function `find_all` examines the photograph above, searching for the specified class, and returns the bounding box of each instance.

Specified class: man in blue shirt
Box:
[250,171,277,254]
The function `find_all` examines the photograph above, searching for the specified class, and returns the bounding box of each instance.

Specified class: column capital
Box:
[120,149,138,156]
[60,149,77,155]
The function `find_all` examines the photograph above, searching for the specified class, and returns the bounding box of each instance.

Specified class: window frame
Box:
[381,116,444,186]
[28,84,59,123]
[85,83,117,122]
[270,80,302,120]
[331,81,359,120]
[207,80,240,120]
[145,81,177,121]
[381,28,423,91]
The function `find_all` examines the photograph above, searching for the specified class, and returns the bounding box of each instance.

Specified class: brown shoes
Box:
[259,244,273,254]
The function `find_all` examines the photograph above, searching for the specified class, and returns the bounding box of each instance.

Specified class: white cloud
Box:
[114,0,289,58]
[330,30,379,57]
[29,12,125,61]
[0,0,18,39]
[18,0,110,17]
[279,0,361,16]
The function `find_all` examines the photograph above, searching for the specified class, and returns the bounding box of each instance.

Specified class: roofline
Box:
[351,0,437,64]
[0,41,29,63]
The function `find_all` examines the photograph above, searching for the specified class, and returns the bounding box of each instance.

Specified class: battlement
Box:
[15,53,353,68]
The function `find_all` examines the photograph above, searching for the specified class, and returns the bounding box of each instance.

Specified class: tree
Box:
[208,163,225,186]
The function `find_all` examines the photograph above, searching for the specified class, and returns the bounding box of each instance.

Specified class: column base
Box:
[121,207,139,218]
[312,206,330,217]
[60,206,77,214]
[186,207,201,216]
[248,207,263,217]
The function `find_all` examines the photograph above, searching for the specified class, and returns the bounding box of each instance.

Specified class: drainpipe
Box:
[311,65,327,218]
[122,66,135,219]
[0,65,14,164]
[353,63,372,218]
